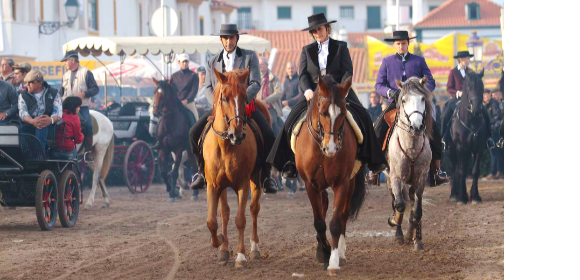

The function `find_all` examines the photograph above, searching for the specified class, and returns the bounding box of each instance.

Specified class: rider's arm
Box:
[299,46,315,98]
[339,42,354,84]
[420,57,436,92]
[202,62,215,105]
[84,71,99,98]
[446,69,458,98]
[246,51,261,101]
[185,73,199,104]
[18,94,32,123]
[374,57,395,98]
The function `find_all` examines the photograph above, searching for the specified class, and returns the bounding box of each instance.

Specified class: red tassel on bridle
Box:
[245,100,256,118]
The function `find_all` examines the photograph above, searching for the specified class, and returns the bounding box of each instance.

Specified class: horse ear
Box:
[478,70,485,79]
[213,67,227,84]
[152,77,159,86]
[318,76,329,97]
[340,76,352,98]
[396,79,403,89]
[420,76,428,86]
[238,67,250,86]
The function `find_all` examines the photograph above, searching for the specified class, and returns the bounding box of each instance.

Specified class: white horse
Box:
[82,110,115,209]
[386,77,433,250]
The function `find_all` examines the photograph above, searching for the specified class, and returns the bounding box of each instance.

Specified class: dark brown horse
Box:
[152,78,196,202]
[202,68,271,268]
[295,75,366,276]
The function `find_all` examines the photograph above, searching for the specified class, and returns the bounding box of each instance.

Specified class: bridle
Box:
[396,92,426,136]
[307,93,346,154]
[458,90,484,138]
[211,84,248,140]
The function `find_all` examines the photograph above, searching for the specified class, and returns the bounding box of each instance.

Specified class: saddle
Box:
[382,108,398,152]
[200,116,266,171]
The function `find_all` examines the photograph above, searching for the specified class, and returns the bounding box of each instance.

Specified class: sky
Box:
[490,0,504,6]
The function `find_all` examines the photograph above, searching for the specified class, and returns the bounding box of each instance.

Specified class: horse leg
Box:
[388,176,405,244]
[470,151,483,203]
[159,149,175,202]
[85,162,101,209]
[327,184,350,276]
[206,185,223,250]
[217,189,230,262]
[316,189,330,263]
[338,179,356,267]
[405,186,416,244]
[171,150,183,199]
[249,174,262,260]
[408,185,425,250]
[98,179,110,209]
[305,183,331,269]
[234,185,250,268]
[455,153,467,204]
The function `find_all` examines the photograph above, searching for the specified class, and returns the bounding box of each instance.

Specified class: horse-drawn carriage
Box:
[0,123,81,230]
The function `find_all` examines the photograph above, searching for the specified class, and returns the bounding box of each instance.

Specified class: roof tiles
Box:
[414,0,501,29]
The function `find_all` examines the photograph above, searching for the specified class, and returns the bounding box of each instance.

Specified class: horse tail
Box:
[349,167,367,220]
[254,100,272,127]
[100,137,115,179]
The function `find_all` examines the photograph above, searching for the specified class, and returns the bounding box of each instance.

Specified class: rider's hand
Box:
[0,112,6,120]
[456,91,463,98]
[181,100,188,105]
[282,100,289,107]
[76,92,86,99]
[304,89,314,101]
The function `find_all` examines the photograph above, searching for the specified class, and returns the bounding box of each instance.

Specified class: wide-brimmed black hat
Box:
[212,24,247,36]
[301,13,337,32]
[453,51,474,59]
[383,31,416,42]
[61,51,79,62]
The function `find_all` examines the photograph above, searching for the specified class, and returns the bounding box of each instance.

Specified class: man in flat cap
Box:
[60,51,99,161]
[13,62,31,92]
[18,70,62,151]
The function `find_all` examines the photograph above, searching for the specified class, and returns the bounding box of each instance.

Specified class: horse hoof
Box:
[101,203,110,209]
[218,250,230,262]
[250,250,261,260]
[339,258,347,266]
[327,268,340,276]
[396,237,405,245]
[167,198,176,203]
[471,200,480,205]
[235,259,247,269]
[387,217,397,227]
[414,243,424,251]
[316,249,325,263]
[84,204,94,210]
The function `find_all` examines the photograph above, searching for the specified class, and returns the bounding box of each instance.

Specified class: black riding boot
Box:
[188,114,209,191]
[189,145,206,190]
[251,110,278,194]
[262,163,278,194]
[281,160,298,179]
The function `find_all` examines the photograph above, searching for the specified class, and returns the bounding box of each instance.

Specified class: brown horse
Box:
[295,75,367,276]
[152,78,196,202]
[203,68,271,268]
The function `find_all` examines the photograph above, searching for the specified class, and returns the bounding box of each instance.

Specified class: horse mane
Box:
[396,77,434,139]
[460,72,484,104]
[307,75,342,117]
[156,79,180,108]
[211,69,248,117]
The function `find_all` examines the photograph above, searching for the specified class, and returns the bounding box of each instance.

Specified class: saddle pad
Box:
[382,109,397,151]
[290,111,364,154]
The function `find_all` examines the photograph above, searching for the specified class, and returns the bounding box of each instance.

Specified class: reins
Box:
[306,93,346,154]
[211,84,248,140]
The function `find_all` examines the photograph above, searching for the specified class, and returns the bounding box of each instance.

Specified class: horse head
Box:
[313,75,351,157]
[152,78,177,117]
[461,71,485,117]
[396,76,433,136]
[213,67,250,146]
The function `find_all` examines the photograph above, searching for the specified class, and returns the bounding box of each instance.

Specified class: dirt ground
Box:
[0,179,503,280]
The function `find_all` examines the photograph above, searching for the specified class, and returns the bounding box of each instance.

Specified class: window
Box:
[313,6,326,16]
[340,6,354,19]
[278,6,291,20]
[139,3,143,36]
[88,0,99,32]
[367,6,381,29]
[237,7,252,30]
[200,16,204,35]
[466,2,480,21]
[409,6,413,18]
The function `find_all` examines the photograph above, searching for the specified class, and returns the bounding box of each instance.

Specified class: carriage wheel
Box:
[58,170,80,228]
[35,170,58,231]
[124,140,155,194]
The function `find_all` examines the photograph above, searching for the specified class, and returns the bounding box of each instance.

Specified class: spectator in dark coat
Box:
[0,79,19,124]
[367,91,382,123]
[483,90,501,180]
[281,61,300,109]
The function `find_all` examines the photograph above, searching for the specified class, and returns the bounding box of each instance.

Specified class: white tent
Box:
[62,35,272,57]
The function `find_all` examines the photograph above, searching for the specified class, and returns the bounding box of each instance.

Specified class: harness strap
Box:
[397,136,426,179]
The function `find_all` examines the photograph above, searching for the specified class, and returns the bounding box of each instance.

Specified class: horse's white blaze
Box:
[338,234,346,259]
[236,253,247,262]
[234,96,240,126]
[406,92,425,131]
[328,248,340,269]
[251,240,259,252]
[326,104,341,155]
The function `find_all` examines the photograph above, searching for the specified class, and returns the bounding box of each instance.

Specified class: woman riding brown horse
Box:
[295,75,367,276]
[202,68,270,268]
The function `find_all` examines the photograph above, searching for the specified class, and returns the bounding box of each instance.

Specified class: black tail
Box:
[349,168,367,220]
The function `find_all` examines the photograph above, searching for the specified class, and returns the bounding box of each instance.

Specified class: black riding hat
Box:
[301,13,337,31]
[212,24,247,36]
[383,31,416,42]
[454,51,474,59]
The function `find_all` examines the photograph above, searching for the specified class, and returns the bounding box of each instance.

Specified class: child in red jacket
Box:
[51,96,84,160]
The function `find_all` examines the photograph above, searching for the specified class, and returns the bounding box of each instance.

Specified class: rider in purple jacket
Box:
[373,31,448,187]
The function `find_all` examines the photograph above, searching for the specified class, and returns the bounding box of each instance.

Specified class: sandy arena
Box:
[0,180,503,279]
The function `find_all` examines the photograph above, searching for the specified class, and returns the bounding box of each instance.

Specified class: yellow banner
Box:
[366,33,503,94]
[30,61,106,81]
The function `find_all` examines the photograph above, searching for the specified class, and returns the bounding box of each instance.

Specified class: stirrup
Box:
[436,168,448,179]
[262,177,278,194]
[442,140,448,151]
[281,161,297,179]
[497,138,504,149]
[486,138,496,149]
[83,152,94,162]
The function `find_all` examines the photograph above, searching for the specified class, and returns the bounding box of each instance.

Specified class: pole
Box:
[395,0,400,30]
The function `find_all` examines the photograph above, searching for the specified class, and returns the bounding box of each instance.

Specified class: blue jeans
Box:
[21,123,50,152]
[51,149,77,160]
[79,107,93,137]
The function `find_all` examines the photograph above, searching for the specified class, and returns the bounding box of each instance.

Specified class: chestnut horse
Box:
[203,68,271,268]
[295,76,366,276]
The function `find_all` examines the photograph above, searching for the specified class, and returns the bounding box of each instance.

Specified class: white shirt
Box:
[317,38,330,70]
[458,64,466,78]
[223,50,236,72]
